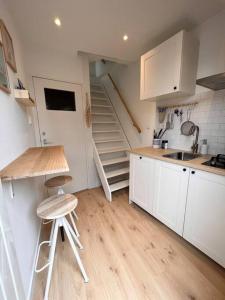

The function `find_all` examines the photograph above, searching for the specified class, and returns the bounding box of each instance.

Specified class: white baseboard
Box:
[26,221,42,300]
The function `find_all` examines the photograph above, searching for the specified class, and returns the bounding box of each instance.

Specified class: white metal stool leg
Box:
[62,218,89,283]
[44,219,59,300]
[69,212,80,237]
[72,210,79,220]
[49,220,55,246]
[65,218,83,249]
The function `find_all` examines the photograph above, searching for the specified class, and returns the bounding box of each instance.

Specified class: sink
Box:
[163,152,200,161]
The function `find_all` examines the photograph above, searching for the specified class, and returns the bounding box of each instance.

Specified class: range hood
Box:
[196,72,225,90]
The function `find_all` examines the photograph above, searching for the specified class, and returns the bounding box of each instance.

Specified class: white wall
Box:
[154,10,225,153]
[0,0,43,299]
[101,62,156,148]
[108,10,225,153]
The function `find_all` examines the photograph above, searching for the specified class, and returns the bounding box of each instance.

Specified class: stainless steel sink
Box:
[163,152,200,161]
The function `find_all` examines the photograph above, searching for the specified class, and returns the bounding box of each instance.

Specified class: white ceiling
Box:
[5,0,225,61]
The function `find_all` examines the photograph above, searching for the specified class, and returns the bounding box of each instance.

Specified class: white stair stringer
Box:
[90,77,130,202]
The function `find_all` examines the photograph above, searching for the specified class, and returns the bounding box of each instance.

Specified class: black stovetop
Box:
[202,154,225,169]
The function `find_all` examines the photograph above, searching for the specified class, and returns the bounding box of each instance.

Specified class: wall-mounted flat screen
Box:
[44,88,76,111]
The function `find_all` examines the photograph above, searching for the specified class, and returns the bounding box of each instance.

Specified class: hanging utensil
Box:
[170,112,174,129]
[166,112,170,130]
[180,106,195,136]
[158,107,166,124]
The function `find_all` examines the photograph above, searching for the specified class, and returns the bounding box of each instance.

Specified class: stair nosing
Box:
[102,157,129,166]
[106,167,129,178]
[98,147,128,154]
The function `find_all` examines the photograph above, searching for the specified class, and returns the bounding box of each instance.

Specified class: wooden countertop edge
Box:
[1,167,70,182]
[129,147,225,177]
[0,145,69,181]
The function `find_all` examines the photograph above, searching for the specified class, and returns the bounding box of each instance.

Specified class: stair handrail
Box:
[107,73,142,133]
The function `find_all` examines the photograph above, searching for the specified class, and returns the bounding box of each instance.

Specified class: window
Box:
[44,88,76,111]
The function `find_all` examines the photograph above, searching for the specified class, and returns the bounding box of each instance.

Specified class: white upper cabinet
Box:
[153,160,189,235]
[140,30,198,101]
[129,154,155,214]
[183,169,225,267]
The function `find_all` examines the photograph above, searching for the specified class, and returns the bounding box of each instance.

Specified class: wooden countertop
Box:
[0,146,69,181]
[129,147,225,177]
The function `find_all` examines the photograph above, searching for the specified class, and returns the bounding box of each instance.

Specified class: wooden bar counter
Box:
[0,146,69,181]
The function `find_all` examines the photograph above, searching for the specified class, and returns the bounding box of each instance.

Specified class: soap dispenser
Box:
[200,139,208,155]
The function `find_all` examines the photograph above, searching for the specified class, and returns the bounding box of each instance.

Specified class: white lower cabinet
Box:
[183,169,225,267]
[129,154,155,213]
[153,161,189,235]
[129,154,225,267]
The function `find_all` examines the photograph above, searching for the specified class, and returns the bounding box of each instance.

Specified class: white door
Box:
[33,77,88,193]
[183,169,225,267]
[129,154,155,213]
[153,161,189,235]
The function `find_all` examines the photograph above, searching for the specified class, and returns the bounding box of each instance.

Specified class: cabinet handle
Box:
[173,86,177,90]
[191,170,195,174]
[139,156,142,160]
[183,168,186,172]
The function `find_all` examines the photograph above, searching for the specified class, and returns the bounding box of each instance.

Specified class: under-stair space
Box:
[90,77,130,201]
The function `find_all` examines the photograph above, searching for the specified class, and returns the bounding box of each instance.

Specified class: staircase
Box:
[90,77,130,202]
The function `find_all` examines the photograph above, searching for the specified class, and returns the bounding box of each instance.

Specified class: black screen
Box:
[44,88,76,111]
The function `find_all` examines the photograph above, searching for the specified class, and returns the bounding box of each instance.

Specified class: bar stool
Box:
[44,175,79,237]
[35,193,89,300]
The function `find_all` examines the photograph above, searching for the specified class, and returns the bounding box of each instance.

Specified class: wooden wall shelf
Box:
[14,89,35,107]
[0,146,69,181]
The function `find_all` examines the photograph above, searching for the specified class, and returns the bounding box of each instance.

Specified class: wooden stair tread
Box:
[110,180,129,192]
[102,157,129,166]
[91,97,108,101]
[92,121,118,124]
[92,112,113,116]
[94,139,124,143]
[98,147,128,154]
[93,130,120,133]
[106,167,129,178]
[91,104,111,108]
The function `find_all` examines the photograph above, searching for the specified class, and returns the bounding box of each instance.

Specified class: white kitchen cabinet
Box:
[183,169,225,267]
[129,154,155,213]
[140,30,198,101]
[153,160,189,235]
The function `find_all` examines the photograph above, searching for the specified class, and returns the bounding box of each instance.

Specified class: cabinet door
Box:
[140,31,182,100]
[183,169,225,267]
[129,154,155,213]
[153,161,189,235]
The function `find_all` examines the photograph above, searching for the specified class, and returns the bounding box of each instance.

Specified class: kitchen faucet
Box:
[191,125,199,154]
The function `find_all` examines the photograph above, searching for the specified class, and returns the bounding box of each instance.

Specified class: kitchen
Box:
[1,1,225,300]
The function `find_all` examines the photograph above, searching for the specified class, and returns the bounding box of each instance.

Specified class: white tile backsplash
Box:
[156,90,225,155]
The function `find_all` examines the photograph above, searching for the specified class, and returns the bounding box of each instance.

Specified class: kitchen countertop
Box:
[129,147,225,177]
[0,146,69,181]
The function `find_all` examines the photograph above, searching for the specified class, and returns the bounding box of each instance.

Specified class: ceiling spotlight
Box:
[54,17,61,27]
[123,35,128,41]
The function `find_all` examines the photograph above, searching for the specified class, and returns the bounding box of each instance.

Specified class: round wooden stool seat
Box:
[37,194,78,220]
[44,175,72,188]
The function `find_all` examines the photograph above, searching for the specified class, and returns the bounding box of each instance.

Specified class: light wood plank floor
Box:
[33,187,225,300]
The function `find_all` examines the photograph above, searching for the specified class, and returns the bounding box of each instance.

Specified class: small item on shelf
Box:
[161,140,168,149]
[16,78,25,90]
[200,139,208,155]
[153,138,161,149]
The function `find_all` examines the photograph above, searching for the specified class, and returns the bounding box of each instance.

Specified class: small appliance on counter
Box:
[161,140,168,149]
[202,154,225,169]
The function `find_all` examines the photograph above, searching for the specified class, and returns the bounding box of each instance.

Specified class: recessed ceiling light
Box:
[54,17,61,27]
[123,34,128,41]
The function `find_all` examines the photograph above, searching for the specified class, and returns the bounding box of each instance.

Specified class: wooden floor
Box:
[33,188,225,300]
